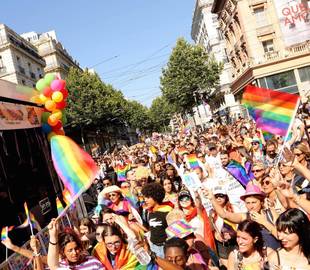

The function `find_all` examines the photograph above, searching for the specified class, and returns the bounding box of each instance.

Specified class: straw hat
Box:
[240,183,265,201]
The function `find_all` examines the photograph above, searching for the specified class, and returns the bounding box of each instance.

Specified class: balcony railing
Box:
[264,51,279,61]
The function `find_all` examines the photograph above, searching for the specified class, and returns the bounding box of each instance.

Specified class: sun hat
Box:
[240,183,266,201]
[100,185,121,195]
[213,186,227,195]
[165,219,194,239]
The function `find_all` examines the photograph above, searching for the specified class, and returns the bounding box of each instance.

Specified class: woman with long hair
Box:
[161,177,178,205]
[227,220,270,270]
[293,142,310,168]
[268,208,310,269]
[47,219,104,270]
[79,217,96,254]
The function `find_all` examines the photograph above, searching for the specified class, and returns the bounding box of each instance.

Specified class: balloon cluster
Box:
[31,73,68,141]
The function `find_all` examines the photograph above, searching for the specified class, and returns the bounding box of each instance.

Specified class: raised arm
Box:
[47,219,60,270]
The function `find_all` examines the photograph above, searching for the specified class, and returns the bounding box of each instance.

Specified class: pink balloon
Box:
[51,79,66,91]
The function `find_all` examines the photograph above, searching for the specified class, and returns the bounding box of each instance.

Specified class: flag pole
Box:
[275,98,300,167]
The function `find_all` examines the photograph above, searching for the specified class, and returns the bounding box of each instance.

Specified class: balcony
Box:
[264,51,279,61]
[18,65,25,74]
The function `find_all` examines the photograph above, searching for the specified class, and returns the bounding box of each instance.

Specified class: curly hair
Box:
[164,237,189,255]
[141,182,165,204]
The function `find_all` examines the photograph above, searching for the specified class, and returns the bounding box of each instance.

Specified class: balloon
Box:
[44,73,56,85]
[48,115,58,126]
[55,129,65,135]
[41,112,51,123]
[51,79,66,91]
[55,100,67,110]
[51,110,62,120]
[45,100,56,111]
[60,88,68,99]
[39,94,48,103]
[43,87,53,97]
[47,132,56,141]
[42,123,52,134]
[36,78,47,92]
[52,91,63,103]
[52,121,62,131]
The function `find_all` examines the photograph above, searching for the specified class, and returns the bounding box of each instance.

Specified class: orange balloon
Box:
[48,115,58,126]
[45,100,56,111]
[51,110,62,120]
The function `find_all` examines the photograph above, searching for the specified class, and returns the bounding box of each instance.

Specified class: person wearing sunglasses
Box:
[250,138,264,163]
[251,162,266,187]
[209,187,237,268]
[293,142,310,168]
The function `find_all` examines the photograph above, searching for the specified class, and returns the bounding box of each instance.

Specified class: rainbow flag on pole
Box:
[56,197,65,216]
[186,153,200,169]
[51,135,98,202]
[242,85,300,137]
[1,227,8,241]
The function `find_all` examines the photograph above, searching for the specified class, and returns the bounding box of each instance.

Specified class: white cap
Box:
[213,186,227,195]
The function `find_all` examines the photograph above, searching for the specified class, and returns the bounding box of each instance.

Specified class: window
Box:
[258,77,267,88]
[266,70,297,92]
[298,66,310,82]
[253,7,267,27]
[262,40,274,53]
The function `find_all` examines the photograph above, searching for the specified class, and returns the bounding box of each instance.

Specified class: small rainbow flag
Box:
[30,212,41,230]
[121,188,138,209]
[226,160,252,187]
[177,147,188,156]
[242,85,299,137]
[51,135,98,202]
[186,153,200,169]
[116,164,130,182]
[56,197,65,216]
[16,202,40,231]
[1,227,8,241]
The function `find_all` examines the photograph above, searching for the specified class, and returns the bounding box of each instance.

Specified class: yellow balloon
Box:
[30,95,42,104]
[52,91,63,103]
[45,100,56,111]
[47,131,56,141]
[52,110,62,120]
[39,94,48,103]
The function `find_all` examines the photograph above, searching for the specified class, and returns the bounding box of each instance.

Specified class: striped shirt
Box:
[57,256,105,270]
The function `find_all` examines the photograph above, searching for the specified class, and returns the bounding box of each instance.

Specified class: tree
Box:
[160,38,223,115]
[149,96,173,132]
[124,100,151,131]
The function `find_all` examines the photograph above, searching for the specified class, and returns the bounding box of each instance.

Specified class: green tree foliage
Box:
[124,100,151,130]
[149,96,173,131]
[160,38,223,115]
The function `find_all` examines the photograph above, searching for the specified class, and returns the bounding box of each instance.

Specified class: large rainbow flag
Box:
[242,85,299,137]
[51,135,98,202]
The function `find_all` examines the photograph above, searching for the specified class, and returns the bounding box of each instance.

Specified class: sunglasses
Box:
[251,142,259,145]
[262,180,270,186]
[108,193,119,198]
[215,194,226,198]
[253,169,263,173]
[294,153,303,156]
[179,196,190,202]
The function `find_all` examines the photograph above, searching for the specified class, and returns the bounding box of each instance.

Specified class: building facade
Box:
[0,24,45,88]
[21,30,80,79]
[212,0,310,102]
[191,0,243,122]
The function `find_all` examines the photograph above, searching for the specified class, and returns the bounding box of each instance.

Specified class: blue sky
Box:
[2,1,195,107]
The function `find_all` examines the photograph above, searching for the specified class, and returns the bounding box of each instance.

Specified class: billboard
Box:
[274,0,310,46]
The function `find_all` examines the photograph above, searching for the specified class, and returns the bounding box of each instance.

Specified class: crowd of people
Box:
[2,107,310,270]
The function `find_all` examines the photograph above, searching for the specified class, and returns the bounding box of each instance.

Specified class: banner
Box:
[0,102,43,130]
[274,0,310,46]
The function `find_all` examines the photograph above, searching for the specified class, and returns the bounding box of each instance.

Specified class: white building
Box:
[21,30,80,79]
[191,0,242,121]
[0,24,45,88]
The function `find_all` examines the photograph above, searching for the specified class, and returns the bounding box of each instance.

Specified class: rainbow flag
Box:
[177,147,188,156]
[56,197,65,216]
[242,85,299,137]
[1,227,8,241]
[116,164,130,182]
[186,153,200,169]
[16,202,40,230]
[51,135,98,201]
[121,188,138,209]
[226,160,253,187]
[30,212,41,230]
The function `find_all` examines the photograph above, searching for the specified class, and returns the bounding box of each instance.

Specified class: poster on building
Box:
[274,0,310,46]
[0,102,43,130]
